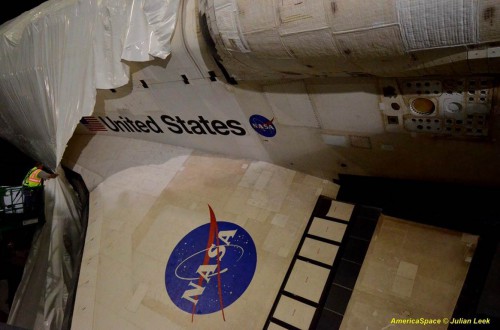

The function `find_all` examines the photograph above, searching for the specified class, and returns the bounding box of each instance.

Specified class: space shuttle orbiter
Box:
[80,0,498,186]
[1,1,500,330]
[1,0,499,183]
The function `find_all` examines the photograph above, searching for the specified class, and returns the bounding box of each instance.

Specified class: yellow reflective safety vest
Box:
[23,167,43,187]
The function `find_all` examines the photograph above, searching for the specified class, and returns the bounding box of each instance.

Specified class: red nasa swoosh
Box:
[191,205,226,322]
[263,117,274,127]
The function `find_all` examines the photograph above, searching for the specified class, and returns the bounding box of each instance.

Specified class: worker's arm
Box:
[37,170,58,180]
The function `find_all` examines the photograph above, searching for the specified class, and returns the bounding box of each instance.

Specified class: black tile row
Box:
[264,196,380,330]
[316,309,343,330]
[324,284,352,314]
[342,237,370,264]
[348,215,378,241]
[332,260,361,289]
[313,201,381,329]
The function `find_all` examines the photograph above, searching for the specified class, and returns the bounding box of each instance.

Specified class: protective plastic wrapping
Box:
[7,170,81,330]
[0,0,97,171]
[0,0,179,169]
[0,0,179,328]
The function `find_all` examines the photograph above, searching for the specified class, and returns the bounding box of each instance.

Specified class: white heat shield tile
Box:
[215,0,251,52]
[281,28,342,58]
[477,0,500,42]
[263,81,321,128]
[243,29,292,58]
[284,260,330,303]
[397,0,477,50]
[299,237,339,265]
[309,217,347,242]
[326,0,398,31]
[125,283,149,312]
[309,83,383,133]
[278,0,329,35]
[350,135,372,149]
[396,261,418,280]
[273,295,316,329]
[321,134,349,147]
[391,275,415,297]
[334,25,405,58]
[326,200,355,221]
[268,322,288,330]
[237,0,277,32]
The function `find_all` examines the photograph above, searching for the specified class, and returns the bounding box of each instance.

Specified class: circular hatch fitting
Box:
[410,98,435,115]
[446,102,463,113]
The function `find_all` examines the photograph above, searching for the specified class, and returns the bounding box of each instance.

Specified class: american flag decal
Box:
[80,116,107,132]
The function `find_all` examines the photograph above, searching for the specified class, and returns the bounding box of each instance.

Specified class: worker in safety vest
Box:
[22,163,58,188]
[21,163,58,216]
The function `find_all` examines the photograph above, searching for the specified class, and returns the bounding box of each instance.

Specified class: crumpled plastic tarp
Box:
[7,169,82,330]
[0,0,179,329]
[0,0,179,170]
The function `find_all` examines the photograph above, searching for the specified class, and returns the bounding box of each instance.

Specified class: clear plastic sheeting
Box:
[0,0,180,170]
[0,0,97,171]
[123,0,180,61]
[0,0,180,328]
[7,169,82,330]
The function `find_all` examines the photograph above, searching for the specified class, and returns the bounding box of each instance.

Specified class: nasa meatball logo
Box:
[165,205,257,320]
[249,114,276,137]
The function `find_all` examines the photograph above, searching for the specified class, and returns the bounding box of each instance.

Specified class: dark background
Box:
[0,139,34,186]
[0,1,47,25]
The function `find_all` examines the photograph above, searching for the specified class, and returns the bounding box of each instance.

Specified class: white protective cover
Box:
[0,0,179,170]
[0,0,179,328]
[7,169,82,330]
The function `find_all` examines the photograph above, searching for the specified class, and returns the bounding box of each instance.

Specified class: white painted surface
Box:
[65,135,340,329]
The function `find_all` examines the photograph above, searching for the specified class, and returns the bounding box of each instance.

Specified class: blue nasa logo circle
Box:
[165,221,257,315]
[249,114,276,137]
